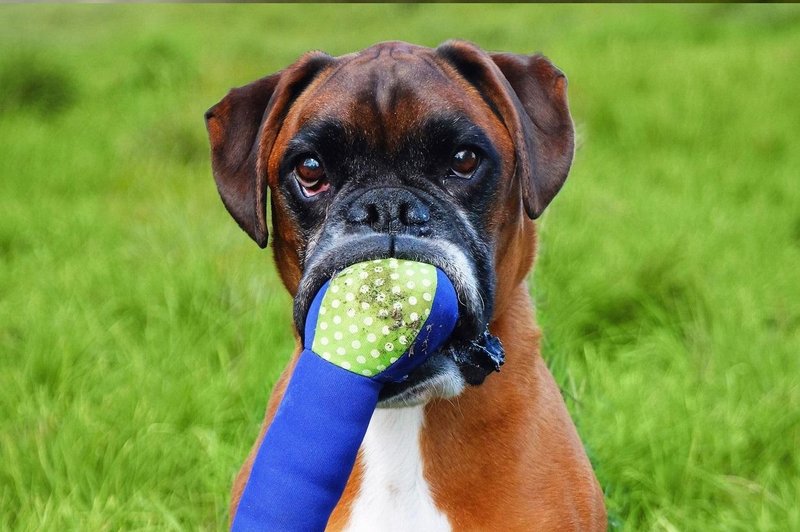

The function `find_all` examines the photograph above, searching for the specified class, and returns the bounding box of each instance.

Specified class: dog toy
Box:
[232,258,458,531]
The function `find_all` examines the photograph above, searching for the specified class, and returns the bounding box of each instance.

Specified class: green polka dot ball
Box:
[311,258,438,377]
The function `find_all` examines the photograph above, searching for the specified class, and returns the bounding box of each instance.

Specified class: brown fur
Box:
[208,41,606,530]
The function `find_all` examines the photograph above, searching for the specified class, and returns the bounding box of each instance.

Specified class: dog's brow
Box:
[291,118,350,147]
[282,118,355,164]
[277,118,356,179]
[416,114,496,154]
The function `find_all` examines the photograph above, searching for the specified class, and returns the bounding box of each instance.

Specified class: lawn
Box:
[1,4,798,530]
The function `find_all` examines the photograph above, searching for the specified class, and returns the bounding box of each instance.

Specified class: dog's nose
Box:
[346,187,431,235]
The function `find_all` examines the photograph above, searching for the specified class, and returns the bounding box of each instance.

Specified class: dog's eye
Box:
[448,148,480,179]
[295,157,330,197]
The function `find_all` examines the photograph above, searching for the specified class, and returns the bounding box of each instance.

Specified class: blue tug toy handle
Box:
[232,350,381,531]
[232,260,458,531]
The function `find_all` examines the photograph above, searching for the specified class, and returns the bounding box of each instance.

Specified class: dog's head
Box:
[205,41,574,406]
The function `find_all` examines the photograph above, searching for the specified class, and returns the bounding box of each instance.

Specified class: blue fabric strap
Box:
[232,350,381,532]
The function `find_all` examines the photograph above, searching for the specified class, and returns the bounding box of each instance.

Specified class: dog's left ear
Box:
[437,41,574,219]
[204,52,334,248]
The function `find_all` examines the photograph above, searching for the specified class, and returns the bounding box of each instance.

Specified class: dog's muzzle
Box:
[293,185,503,406]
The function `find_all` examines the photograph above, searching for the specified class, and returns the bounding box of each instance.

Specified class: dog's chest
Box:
[342,406,452,532]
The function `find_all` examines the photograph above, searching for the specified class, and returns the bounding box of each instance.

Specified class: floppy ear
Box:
[204,52,334,247]
[436,41,574,219]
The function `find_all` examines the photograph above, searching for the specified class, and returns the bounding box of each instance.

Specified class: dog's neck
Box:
[335,282,541,531]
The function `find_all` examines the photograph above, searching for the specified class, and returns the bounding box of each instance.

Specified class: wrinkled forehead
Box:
[279,43,508,152]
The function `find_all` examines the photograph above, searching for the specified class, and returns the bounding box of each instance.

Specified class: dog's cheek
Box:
[490,203,537,318]
[269,194,307,295]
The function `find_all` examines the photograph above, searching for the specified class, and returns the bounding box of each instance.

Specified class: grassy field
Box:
[1,4,799,530]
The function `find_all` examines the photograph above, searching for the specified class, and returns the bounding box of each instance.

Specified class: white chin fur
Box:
[377,358,466,409]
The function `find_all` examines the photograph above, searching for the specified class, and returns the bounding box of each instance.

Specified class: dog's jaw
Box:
[376,356,466,408]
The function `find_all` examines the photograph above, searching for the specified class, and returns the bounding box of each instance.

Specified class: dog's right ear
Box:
[204,52,334,248]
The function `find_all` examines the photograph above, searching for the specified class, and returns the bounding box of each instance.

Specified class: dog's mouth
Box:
[294,233,504,406]
[294,234,484,344]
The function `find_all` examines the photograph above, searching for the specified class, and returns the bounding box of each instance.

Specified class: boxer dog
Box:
[205,40,606,530]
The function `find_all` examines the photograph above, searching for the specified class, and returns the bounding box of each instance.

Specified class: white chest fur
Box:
[343,406,452,532]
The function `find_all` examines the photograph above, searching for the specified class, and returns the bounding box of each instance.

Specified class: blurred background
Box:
[1,4,798,530]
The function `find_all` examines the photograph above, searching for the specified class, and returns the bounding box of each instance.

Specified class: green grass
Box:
[1,4,798,530]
